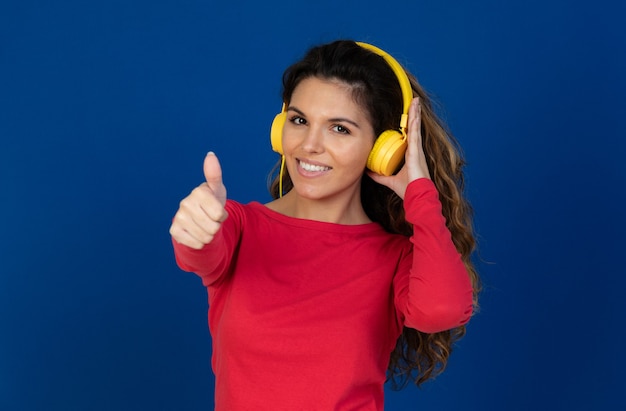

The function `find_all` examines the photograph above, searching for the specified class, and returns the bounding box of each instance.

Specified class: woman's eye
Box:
[332,124,350,134]
[289,116,306,125]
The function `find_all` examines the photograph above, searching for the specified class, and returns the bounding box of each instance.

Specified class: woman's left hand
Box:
[368,97,431,199]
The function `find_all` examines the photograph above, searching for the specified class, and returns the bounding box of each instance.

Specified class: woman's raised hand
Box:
[368,97,431,199]
[169,152,228,249]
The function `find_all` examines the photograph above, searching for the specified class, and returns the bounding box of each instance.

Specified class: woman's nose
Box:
[301,125,324,153]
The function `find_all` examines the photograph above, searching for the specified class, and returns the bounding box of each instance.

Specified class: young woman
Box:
[170,40,480,410]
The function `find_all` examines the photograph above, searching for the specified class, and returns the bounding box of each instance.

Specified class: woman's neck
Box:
[266,190,371,225]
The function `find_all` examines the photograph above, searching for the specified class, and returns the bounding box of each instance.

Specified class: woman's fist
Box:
[169,152,228,249]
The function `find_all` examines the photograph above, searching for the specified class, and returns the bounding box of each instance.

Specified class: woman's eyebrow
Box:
[328,117,360,129]
[286,106,305,116]
[287,106,361,129]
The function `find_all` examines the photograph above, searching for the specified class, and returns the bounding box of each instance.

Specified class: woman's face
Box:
[282,76,375,204]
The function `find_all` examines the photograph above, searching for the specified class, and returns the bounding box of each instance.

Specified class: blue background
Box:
[2,0,625,410]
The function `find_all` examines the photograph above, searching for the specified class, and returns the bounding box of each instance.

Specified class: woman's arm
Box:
[394,178,473,333]
[172,220,239,287]
[368,97,473,333]
[170,152,239,286]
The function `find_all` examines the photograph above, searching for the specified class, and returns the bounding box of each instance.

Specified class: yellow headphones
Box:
[269,41,413,176]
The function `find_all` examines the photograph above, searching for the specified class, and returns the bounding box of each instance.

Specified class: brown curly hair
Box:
[268,40,480,388]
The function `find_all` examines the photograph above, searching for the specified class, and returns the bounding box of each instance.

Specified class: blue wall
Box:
[2,1,624,410]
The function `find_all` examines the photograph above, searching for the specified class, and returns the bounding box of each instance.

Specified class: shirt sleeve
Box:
[393,178,474,334]
[171,200,243,287]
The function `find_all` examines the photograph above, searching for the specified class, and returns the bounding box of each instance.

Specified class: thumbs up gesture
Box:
[169,152,228,249]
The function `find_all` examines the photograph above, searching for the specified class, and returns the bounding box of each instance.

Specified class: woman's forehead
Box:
[290,77,371,121]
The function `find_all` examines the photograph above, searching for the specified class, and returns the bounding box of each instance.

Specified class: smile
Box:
[299,160,331,172]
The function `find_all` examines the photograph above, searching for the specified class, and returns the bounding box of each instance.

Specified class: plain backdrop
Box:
[1,1,625,410]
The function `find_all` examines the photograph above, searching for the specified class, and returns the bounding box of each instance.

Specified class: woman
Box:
[170,40,479,410]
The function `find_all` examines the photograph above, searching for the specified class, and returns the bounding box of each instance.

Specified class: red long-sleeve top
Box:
[173,178,473,410]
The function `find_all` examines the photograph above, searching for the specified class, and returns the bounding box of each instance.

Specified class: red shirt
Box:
[173,178,473,410]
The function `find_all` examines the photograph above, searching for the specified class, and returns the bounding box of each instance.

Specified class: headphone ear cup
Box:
[367,129,408,176]
[270,112,287,154]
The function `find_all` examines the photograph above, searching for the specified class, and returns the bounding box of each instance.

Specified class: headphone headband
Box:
[356,42,413,134]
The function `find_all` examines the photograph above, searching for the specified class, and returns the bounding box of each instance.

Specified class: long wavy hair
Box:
[268,40,480,388]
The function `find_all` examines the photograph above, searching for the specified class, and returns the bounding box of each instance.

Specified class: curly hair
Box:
[268,40,480,388]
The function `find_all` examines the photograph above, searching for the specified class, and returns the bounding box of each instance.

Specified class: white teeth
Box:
[299,161,330,172]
